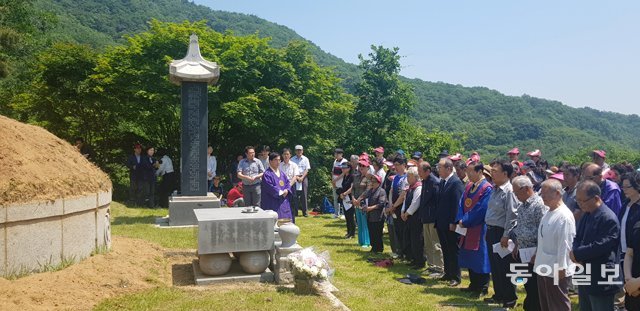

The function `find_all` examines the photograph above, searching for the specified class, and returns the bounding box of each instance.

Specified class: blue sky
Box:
[195,1,639,116]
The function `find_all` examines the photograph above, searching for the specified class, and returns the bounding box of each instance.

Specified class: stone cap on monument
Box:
[169,34,220,85]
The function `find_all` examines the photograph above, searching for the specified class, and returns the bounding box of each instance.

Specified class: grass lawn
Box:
[99,202,578,310]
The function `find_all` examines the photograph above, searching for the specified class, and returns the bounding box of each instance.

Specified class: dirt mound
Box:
[0,115,111,205]
[0,236,183,311]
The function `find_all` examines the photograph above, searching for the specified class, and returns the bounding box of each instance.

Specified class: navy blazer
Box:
[573,203,622,295]
[435,174,464,231]
[127,154,144,181]
[141,155,157,182]
[619,202,640,253]
[419,173,441,224]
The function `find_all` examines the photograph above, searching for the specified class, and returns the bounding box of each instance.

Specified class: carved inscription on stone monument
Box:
[180,82,208,196]
[186,85,201,192]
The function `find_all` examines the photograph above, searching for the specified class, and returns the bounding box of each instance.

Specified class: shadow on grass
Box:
[172,263,195,286]
[112,215,158,225]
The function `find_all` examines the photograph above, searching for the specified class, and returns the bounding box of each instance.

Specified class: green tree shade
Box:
[353,45,416,150]
[88,20,354,202]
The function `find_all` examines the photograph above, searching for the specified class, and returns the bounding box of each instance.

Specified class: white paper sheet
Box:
[343,196,353,211]
[492,239,515,258]
[455,224,467,236]
[296,181,302,191]
[519,247,536,264]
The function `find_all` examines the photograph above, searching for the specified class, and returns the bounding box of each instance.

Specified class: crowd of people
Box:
[120,138,640,310]
[330,146,640,310]
[125,143,311,219]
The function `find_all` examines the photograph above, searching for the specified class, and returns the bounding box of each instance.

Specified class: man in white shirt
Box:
[291,145,311,217]
[280,148,299,221]
[331,148,347,218]
[535,179,576,311]
[155,148,176,208]
[401,167,424,268]
[207,145,217,193]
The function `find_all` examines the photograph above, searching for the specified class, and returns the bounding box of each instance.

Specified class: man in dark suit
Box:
[571,180,622,311]
[435,158,464,286]
[126,143,144,205]
[419,161,443,275]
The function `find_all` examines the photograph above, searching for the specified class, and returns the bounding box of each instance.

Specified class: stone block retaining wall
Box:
[0,190,112,277]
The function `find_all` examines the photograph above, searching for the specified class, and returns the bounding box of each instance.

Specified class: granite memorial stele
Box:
[168,34,221,226]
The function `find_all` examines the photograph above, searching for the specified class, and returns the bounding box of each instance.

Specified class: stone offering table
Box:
[193,207,277,284]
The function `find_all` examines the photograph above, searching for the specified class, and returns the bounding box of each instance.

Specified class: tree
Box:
[353,45,416,150]
[88,20,354,202]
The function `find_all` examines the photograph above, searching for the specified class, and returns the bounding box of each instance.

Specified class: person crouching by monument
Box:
[210,175,224,200]
[237,146,265,207]
[365,174,387,253]
[456,160,492,298]
[227,182,244,207]
[261,152,293,221]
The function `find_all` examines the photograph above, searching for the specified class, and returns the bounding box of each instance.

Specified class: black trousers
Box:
[523,264,540,311]
[394,216,406,257]
[437,226,461,282]
[468,269,490,291]
[344,206,355,236]
[486,226,518,302]
[293,178,309,215]
[158,172,176,208]
[368,220,384,253]
[403,214,424,266]
[289,186,296,224]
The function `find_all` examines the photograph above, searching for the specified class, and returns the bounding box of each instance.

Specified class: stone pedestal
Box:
[193,259,274,285]
[168,193,220,226]
[194,208,275,255]
[274,243,302,285]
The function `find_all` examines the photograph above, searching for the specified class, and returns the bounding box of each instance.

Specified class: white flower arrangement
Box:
[288,247,332,281]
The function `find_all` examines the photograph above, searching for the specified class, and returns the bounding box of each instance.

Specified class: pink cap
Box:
[549,172,564,181]
[592,150,606,158]
[527,149,541,157]
[373,146,384,153]
[507,147,520,155]
[469,152,480,162]
[448,153,462,161]
[358,159,370,167]
[372,174,382,184]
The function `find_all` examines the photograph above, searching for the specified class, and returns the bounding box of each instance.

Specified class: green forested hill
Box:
[39,0,361,87]
[26,0,640,162]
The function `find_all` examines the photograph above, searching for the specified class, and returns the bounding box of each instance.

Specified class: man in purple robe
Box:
[261,152,293,220]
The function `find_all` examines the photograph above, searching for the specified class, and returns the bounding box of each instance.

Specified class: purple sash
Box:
[458,181,490,251]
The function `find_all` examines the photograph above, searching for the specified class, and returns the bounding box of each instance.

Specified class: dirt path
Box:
[0,236,196,311]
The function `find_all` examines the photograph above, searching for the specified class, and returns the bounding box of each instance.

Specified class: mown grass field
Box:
[97,202,578,310]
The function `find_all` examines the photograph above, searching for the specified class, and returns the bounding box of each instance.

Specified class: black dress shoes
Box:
[502,300,517,308]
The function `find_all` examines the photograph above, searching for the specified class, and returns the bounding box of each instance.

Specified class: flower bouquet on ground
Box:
[288,247,333,294]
